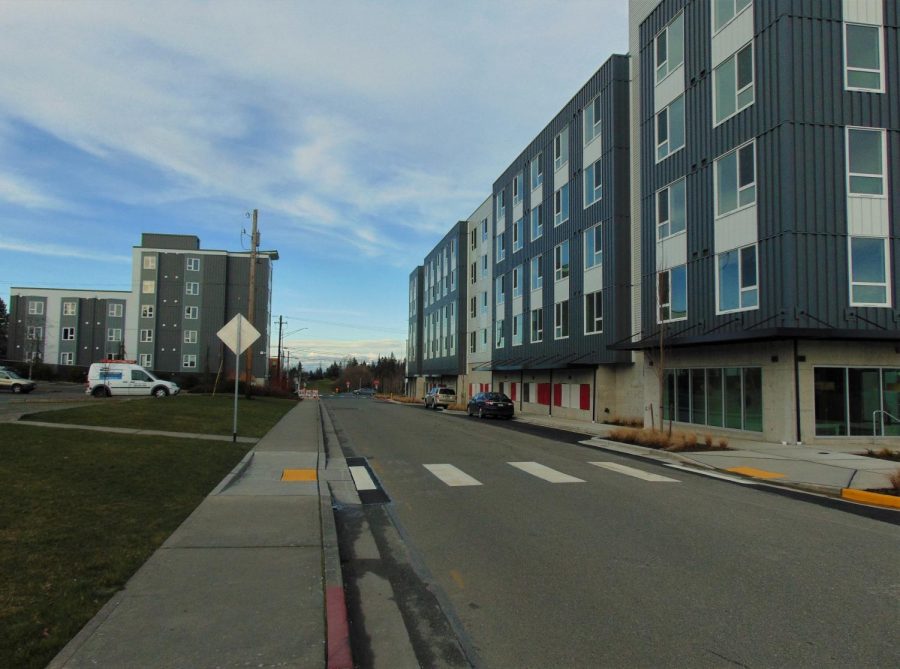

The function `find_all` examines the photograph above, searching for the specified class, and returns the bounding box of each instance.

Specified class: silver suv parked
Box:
[424,387,456,410]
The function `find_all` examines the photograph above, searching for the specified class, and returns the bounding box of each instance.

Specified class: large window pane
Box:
[677,369,690,422]
[851,237,886,283]
[743,367,763,431]
[691,369,706,425]
[846,24,880,70]
[717,151,738,214]
[707,369,723,426]
[882,370,900,436]
[848,129,883,195]
[670,180,686,235]
[715,55,737,122]
[718,250,740,311]
[724,368,743,429]
[670,265,687,320]
[814,368,847,436]
[848,368,882,436]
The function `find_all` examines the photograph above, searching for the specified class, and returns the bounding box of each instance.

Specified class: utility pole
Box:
[276,315,284,388]
[244,209,259,398]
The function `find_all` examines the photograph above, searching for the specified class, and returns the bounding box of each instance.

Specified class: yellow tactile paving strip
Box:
[726,466,785,479]
[281,469,317,482]
[842,488,900,509]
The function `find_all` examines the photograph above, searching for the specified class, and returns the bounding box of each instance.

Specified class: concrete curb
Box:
[209,450,255,495]
[841,488,900,509]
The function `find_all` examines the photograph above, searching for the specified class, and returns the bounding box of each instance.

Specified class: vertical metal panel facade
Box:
[407,265,424,377]
[421,222,467,377]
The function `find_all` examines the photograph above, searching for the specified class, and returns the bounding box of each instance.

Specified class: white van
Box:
[86,361,180,398]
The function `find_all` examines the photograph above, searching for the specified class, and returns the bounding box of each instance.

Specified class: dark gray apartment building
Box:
[405,265,424,396]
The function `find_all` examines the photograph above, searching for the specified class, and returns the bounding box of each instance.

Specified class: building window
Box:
[512,265,523,298]
[61,327,76,341]
[481,291,488,314]
[530,308,544,343]
[584,160,602,207]
[186,257,200,271]
[496,191,505,222]
[849,237,889,306]
[656,95,685,161]
[658,265,687,323]
[470,228,477,251]
[717,244,759,313]
[584,96,602,145]
[496,232,506,262]
[530,153,543,190]
[513,217,524,252]
[495,319,505,348]
[185,282,200,296]
[141,305,154,319]
[847,127,885,196]
[585,291,602,334]
[481,218,488,241]
[530,204,543,241]
[496,275,505,305]
[512,313,523,346]
[183,354,197,369]
[184,306,199,319]
[59,352,74,366]
[107,328,122,342]
[554,182,569,227]
[845,23,883,91]
[143,255,156,270]
[513,173,523,205]
[63,301,77,316]
[481,329,488,349]
[713,0,752,33]
[530,255,543,291]
[714,43,754,124]
[470,261,477,284]
[716,141,756,216]
[554,300,569,339]
[140,329,153,343]
[554,126,569,171]
[184,330,198,344]
[108,303,122,317]
[26,326,42,340]
[656,11,684,83]
[554,241,569,281]
[657,178,687,239]
[27,301,44,315]
[664,366,762,432]
[142,280,156,294]
[470,296,477,318]
[815,367,900,437]
[584,225,602,270]
[139,353,152,368]
[480,253,488,278]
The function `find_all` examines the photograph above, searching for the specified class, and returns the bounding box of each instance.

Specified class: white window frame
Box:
[59,352,74,366]
[142,280,156,294]
[554,300,569,340]
[513,173,523,205]
[715,140,756,217]
[846,127,886,197]
[184,306,199,319]
[530,153,543,190]
[584,159,602,207]
[584,224,602,270]
[495,319,505,349]
[531,255,543,291]
[513,217,524,252]
[844,22,884,93]
[657,178,687,240]
[554,182,569,227]
[481,253,488,278]
[496,191,506,222]
[185,282,200,296]
[714,42,754,126]
[139,353,153,368]
[849,236,891,307]
[140,329,153,343]
[716,244,760,314]
[655,11,684,83]
[481,218,488,241]
[481,291,488,315]
[108,303,123,317]
[469,331,477,353]
[496,275,505,305]
[184,330,198,344]
[143,255,156,270]
[470,228,477,251]
[583,96,602,146]
[530,307,544,343]
[27,301,44,315]
[26,325,42,340]
[183,354,197,369]
[61,326,76,341]
[585,291,603,334]
[554,127,568,172]
[186,257,200,271]
[656,95,685,161]
[496,232,506,262]
[713,0,752,35]
[512,313,523,346]
[658,265,688,323]
[141,304,154,319]
[530,205,543,241]
[554,241,570,282]
[63,301,77,316]
[512,265,523,299]
[107,328,122,342]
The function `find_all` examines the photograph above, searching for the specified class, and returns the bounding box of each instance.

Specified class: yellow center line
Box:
[726,466,785,479]
[449,569,466,590]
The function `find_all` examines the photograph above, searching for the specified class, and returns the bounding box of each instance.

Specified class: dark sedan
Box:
[467,392,514,419]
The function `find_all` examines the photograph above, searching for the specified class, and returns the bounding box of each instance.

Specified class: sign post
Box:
[217,314,261,442]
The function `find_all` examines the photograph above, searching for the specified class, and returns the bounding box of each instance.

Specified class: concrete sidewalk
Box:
[511,412,900,509]
[49,399,347,669]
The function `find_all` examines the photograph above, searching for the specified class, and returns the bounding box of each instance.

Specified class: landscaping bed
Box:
[607,427,730,452]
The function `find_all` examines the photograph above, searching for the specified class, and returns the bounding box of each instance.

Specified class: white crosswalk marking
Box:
[424,464,483,487]
[508,462,585,483]
[589,461,680,483]
[349,465,377,491]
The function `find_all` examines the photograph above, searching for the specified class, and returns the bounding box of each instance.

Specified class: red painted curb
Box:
[326,585,353,669]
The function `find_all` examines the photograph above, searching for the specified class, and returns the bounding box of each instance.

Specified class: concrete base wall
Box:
[461,370,492,403]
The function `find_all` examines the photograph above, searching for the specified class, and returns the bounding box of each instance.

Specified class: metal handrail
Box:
[872,409,900,437]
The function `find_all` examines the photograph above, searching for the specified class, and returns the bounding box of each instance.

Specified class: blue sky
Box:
[0,1,627,369]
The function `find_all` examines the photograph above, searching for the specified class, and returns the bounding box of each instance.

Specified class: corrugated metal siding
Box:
[421,223,467,376]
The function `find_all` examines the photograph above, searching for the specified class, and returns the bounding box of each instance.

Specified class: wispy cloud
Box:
[0,238,131,264]
[0,172,66,210]
[281,337,405,366]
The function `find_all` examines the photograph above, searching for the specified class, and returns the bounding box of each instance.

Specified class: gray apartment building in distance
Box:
[406,0,899,446]
[8,232,277,381]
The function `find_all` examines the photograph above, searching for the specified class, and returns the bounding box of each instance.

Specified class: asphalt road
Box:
[326,398,899,669]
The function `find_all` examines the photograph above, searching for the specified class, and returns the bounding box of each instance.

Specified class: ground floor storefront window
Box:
[663,367,762,432]
[814,367,900,436]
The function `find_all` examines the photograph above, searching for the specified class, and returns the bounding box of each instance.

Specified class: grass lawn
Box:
[0,424,254,669]
[21,394,297,438]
